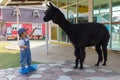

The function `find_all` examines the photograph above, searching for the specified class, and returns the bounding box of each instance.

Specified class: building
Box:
[0,0,120,50]
[47,0,120,51]
[0,6,46,39]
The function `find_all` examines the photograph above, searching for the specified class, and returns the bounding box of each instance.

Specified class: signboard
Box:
[6,27,12,36]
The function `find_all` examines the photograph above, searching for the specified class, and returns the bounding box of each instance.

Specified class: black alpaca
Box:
[43,3,110,69]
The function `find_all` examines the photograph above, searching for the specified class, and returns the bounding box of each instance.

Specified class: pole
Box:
[57,0,60,42]
[17,5,19,42]
[45,0,48,54]
[76,0,78,23]
[88,0,93,22]
[109,0,112,49]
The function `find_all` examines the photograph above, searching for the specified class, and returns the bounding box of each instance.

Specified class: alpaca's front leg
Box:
[79,48,86,69]
[79,54,85,69]
[73,58,79,69]
[73,47,79,69]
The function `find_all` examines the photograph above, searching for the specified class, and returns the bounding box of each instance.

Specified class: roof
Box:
[0,0,51,6]
[1,0,120,7]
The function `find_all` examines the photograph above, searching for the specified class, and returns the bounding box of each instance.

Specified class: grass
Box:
[0,41,40,69]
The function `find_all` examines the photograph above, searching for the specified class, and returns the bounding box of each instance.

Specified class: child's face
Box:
[21,31,27,38]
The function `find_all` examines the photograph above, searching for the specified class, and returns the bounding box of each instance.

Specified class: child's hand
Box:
[24,46,29,48]
[19,46,28,49]
[33,27,37,30]
[30,27,37,36]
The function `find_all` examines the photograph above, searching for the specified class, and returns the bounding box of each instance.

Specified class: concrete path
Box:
[0,60,120,80]
[3,40,120,80]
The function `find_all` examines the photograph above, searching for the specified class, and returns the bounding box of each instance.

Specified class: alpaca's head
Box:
[43,2,64,24]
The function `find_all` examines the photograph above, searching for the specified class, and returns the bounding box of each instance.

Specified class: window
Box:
[12,26,17,30]
[13,9,21,16]
[33,10,40,18]
[12,24,19,30]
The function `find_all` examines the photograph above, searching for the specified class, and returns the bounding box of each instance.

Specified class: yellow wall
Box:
[78,6,88,13]
[51,26,57,40]
[52,1,88,13]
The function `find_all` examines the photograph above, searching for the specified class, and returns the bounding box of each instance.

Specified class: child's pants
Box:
[20,38,31,68]
[20,49,31,68]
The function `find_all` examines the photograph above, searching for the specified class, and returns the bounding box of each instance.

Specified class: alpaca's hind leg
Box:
[102,44,108,66]
[95,44,103,66]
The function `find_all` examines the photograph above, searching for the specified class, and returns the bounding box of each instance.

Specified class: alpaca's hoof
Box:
[102,63,106,66]
[79,67,83,70]
[95,64,99,66]
[73,66,78,69]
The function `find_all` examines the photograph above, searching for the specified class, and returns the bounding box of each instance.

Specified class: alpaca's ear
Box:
[49,2,54,8]
[46,3,51,8]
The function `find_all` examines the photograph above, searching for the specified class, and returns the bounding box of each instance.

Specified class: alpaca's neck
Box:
[59,18,69,27]
[53,10,73,34]
[57,16,72,31]
[57,17,74,37]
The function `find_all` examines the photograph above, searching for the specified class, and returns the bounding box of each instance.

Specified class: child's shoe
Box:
[28,64,37,72]
[19,67,29,74]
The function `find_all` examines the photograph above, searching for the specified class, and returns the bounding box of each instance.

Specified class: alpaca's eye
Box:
[44,11,48,14]
[48,13,52,16]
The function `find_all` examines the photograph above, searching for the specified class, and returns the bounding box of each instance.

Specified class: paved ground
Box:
[3,40,120,80]
[0,60,120,80]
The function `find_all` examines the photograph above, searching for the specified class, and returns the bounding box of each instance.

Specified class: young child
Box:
[18,27,37,74]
